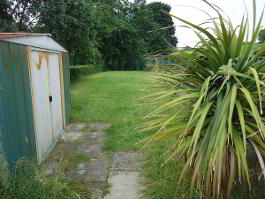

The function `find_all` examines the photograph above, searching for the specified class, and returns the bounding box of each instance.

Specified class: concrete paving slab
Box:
[71,159,108,182]
[76,143,102,158]
[61,132,83,142]
[111,152,143,171]
[88,123,112,130]
[104,171,144,199]
[66,122,111,132]
[45,123,145,199]
[44,122,111,199]
[104,152,145,199]
[85,132,105,144]
[66,123,89,132]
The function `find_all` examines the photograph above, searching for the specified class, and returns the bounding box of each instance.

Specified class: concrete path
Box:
[44,122,111,199]
[44,123,144,199]
[104,152,144,199]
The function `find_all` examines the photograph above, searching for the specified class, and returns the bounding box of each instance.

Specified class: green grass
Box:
[70,71,199,199]
[0,158,80,199]
[71,71,154,151]
[70,71,259,199]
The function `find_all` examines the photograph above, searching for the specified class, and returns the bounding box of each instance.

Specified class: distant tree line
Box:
[0,0,178,70]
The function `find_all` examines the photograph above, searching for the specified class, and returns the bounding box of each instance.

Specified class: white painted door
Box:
[30,50,64,160]
[31,51,53,159]
[47,53,63,139]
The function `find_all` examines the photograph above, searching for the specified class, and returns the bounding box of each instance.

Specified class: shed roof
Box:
[0,33,51,38]
[0,33,67,53]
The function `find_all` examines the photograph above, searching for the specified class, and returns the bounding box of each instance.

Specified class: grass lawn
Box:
[71,71,154,151]
[70,71,200,199]
[70,71,253,199]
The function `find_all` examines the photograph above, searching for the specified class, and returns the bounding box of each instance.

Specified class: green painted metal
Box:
[62,52,71,125]
[0,41,37,165]
[0,41,70,166]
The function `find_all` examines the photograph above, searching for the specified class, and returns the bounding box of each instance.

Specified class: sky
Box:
[146,0,265,47]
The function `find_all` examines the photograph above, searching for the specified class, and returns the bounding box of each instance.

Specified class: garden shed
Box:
[0,33,71,164]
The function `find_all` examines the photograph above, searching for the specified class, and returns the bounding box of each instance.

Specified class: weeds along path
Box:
[44,122,111,198]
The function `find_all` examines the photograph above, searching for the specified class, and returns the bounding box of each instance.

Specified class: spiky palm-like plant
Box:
[141,1,265,198]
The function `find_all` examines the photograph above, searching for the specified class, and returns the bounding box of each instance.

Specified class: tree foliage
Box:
[0,0,40,32]
[146,2,178,53]
[98,0,158,70]
[35,0,100,64]
[0,0,178,70]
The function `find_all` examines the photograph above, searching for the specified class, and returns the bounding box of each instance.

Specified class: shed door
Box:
[47,53,63,139]
[31,51,54,159]
[30,50,63,160]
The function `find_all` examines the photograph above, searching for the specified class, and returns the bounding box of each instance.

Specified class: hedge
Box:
[70,64,106,81]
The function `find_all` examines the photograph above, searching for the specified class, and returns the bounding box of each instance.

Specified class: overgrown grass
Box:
[71,71,154,151]
[70,71,265,199]
[70,71,201,198]
[143,140,201,199]
[0,158,80,199]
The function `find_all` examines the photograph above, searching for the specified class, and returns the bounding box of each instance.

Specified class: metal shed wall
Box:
[0,41,36,164]
[62,52,71,124]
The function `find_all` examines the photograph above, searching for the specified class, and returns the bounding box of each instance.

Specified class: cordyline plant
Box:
[140,0,265,198]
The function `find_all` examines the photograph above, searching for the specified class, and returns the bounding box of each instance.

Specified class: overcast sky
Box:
[146,0,265,47]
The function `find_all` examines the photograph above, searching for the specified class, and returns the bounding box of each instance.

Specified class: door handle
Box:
[49,96,53,102]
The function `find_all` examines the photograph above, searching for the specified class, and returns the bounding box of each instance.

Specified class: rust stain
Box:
[26,47,32,77]
[27,47,32,75]
[36,63,41,70]
[37,52,50,71]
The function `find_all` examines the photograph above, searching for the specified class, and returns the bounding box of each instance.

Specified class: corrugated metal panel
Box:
[62,52,71,124]
[0,36,67,53]
[0,41,36,164]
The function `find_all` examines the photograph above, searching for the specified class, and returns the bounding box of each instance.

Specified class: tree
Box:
[36,0,100,64]
[146,2,178,53]
[97,0,157,70]
[258,28,265,42]
[0,0,178,69]
[0,0,16,31]
[0,0,40,32]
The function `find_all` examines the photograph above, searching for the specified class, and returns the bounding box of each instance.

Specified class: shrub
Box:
[141,1,265,199]
[70,64,106,81]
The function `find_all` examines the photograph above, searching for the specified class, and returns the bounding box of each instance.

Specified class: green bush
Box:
[0,158,81,199]
[70,64,106,81]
